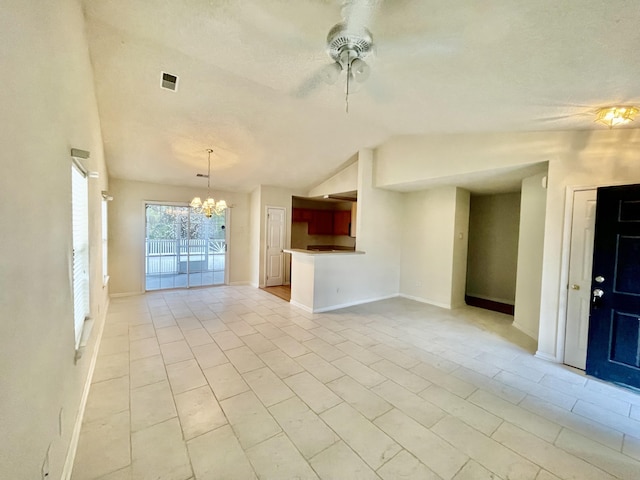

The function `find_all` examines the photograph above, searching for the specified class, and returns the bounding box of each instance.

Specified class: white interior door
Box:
[265,207,285,287]
[564,189,597,369]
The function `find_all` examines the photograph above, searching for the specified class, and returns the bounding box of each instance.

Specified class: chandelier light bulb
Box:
[595,106,639,128]
[190,149,228,218]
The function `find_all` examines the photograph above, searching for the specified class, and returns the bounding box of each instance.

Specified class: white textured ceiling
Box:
[83,0,640,193]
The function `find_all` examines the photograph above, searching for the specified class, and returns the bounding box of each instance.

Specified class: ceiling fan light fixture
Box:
[350,58,370,82]
[595,106,639,128]
[321,62,343,84]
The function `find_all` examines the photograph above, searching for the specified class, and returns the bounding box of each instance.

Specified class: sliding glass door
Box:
[145,204,227,291]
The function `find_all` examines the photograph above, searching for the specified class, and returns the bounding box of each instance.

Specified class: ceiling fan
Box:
[299,0,383,112]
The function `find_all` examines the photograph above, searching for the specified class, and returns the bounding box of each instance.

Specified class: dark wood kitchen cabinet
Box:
[333,210,351,235]
[293,207,352,235]
[292,208,313,222]
[308,210,334,235]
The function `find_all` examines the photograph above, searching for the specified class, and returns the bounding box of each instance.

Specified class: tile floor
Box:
[72,286,640,480]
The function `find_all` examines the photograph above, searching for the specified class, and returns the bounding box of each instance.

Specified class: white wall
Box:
[373,128,640,359]
[399,187,470,308]
[308,158,358,197]
[249,187,261,287]
[537,129,640,360]
[291,150,402,310]
[375,131,562,189]
[353,150,403,299]
[466,193,521,304]
[0,0,109,477]
[514,172,548,340]
[108,179,250,294]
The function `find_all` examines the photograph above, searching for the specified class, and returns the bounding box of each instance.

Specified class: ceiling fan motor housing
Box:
[326,22,373,67]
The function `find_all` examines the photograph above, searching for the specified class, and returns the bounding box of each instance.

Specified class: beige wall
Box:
[0,0,110,477]
[399,186,470,308]
[452,188,471,308]
[373,128,640,360]
[466,193,521,304]
[514,172,548,340]
[108,179,250,294]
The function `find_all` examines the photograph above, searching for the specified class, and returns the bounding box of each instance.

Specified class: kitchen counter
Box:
[285,248,369,313]
[284,248,364,256]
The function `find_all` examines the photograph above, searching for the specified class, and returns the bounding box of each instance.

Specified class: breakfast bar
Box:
[284,248,366,313]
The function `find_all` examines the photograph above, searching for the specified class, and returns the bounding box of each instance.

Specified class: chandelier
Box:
[595,106,639,128]
[190,149,227,218]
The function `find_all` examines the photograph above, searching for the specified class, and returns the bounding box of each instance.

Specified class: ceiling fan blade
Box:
[342,0,382,34]
[294,64,340,98]
[533,112,593,123]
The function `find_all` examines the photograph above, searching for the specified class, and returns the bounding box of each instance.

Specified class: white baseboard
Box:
[61,296,110,479]
[398,293,452,310]
[512,321,538,341]
[535,350,560,363]
[289,299,313,313]
[312,294,398,313]
[229,281,251,286]
[110,291,144,298]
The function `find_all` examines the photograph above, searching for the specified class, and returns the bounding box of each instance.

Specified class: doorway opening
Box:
[465,192,521,315]
[145,203,227,290]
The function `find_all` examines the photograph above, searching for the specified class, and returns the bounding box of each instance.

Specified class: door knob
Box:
[571,284,580,290]
[592,288,604,308]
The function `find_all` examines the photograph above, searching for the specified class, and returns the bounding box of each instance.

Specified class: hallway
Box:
[72,286,640,479]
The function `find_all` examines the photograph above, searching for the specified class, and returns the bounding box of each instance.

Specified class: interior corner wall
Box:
[399,186,466,309]
[0,0,110,477]
[108,179,250,295]
[466,192,521,305]
[249,187,261,287]
[513,172,548,340]
[451,188,471,308]
[337,149,402,301]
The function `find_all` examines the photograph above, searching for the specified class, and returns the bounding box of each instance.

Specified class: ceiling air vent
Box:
[160,72,179,92]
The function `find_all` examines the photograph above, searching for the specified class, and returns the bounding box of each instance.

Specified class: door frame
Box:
[263,205,287,288]
[556,182,632,364]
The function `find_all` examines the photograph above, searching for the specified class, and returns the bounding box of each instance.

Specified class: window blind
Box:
[102,199,108,284]
[72,163,89,348]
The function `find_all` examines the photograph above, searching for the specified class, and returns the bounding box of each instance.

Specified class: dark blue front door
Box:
[586,184,640,389]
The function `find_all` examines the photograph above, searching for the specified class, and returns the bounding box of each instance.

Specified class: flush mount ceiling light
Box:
[595,106,639,128]
[190,149,227,218]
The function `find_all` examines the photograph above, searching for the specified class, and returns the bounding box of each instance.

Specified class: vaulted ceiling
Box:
[83,0,640,192]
